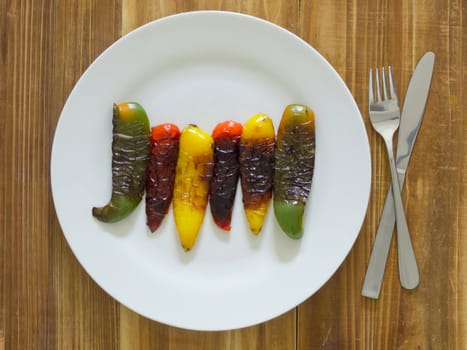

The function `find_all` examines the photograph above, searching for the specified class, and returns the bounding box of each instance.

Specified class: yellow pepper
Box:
[173,125,214,251]
[239,113,275,234]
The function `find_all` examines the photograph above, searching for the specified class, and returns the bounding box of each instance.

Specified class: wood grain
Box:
[1,1,57,348]
[0,0,465,349]
[298,0,467,349]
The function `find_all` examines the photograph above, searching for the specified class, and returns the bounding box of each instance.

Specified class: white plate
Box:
[51,11,371,331]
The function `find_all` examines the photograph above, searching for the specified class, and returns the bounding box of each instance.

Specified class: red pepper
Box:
[209,121,243,231]
[145,123,180,232]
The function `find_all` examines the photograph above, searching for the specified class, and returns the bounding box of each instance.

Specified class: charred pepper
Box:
[239,113,275,234]
[273,104,315,239]
[92,102,150,223]
[209,121,243,231]
[145,123,180,232]
[173,125,214,251]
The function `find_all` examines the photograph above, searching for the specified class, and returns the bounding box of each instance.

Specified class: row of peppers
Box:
[92,102,315,251]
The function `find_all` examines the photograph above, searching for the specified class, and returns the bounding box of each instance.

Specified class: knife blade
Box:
[362,52,435,299]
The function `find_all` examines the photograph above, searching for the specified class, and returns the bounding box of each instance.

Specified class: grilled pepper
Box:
[273,104,315,239]
[173,125,214,251]
[209,121,243,231]
[146,123,180,232]
[239,113,275,234]
[92,102,150,223]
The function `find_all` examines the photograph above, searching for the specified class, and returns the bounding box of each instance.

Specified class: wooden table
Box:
[1,0,465,349]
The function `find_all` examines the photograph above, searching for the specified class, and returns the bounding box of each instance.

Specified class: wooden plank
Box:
[117,1,298,349]
[119,306,295,350]
[0,1,58,349]
[122,0,299,35]
[298,0,467,349]
[395,1,467,348]
[49,0,122,349]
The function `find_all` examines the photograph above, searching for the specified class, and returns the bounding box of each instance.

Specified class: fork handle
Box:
[384,137,420,290]
[362,172,414,298]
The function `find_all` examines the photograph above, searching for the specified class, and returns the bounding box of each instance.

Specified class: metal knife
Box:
[362,52,435,299]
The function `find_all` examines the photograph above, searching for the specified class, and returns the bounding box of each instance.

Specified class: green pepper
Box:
[92,102,150,223]
[273,104,315,239]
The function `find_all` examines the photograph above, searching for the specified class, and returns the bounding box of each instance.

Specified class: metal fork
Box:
[368,67,419,290]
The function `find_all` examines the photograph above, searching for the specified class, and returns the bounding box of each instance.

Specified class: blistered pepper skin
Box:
[273,104,315,239]
[173,125,214,251]
[146,123,180,232]
[92,102,150,223]
[209,121,243,231]
[239,114,275,234]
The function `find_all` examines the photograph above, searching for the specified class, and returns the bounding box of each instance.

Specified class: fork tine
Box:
[369,69,374,104]
[375,68,382,102]
[388,66,397,101]
[381,67,388,101]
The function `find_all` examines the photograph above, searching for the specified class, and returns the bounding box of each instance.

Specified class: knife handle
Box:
[361,185,396,299]
[362,171,419,298]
